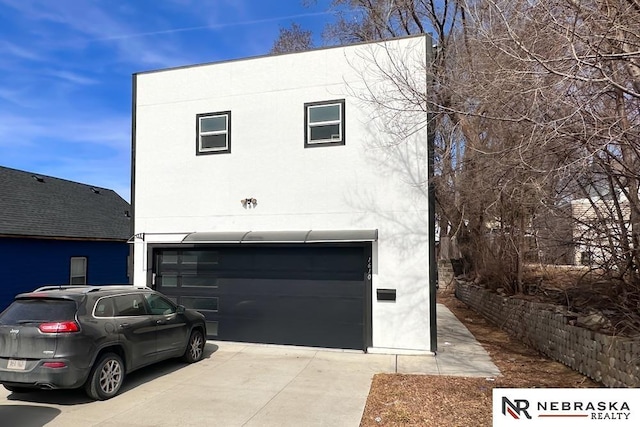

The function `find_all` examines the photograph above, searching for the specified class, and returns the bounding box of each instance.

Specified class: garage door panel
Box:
[212,269,363,281]
[154,244,369,350]
[217,279,365,297]
[216,314,362,349]
[220,293,364,323]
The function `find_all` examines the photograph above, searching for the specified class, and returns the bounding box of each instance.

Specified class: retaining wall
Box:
[455,282,640,387]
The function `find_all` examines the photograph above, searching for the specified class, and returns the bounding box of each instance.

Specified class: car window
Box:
[94,297,115,318]
[145,293,176,315]
[0,299,77,324]
[113,294,148,316]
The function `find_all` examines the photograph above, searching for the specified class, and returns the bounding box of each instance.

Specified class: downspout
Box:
[426,34,438,353]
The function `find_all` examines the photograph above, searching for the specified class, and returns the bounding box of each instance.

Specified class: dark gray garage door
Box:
[152,244,370,350]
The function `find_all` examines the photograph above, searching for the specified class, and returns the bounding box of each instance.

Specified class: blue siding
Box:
[0,238,129,311]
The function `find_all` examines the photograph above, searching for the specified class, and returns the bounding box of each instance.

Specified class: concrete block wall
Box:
[455,282,640,387]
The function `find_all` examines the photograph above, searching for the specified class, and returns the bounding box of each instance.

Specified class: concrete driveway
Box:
[0,305,499,426]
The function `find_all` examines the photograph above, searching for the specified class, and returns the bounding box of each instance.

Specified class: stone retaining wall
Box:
[455,282,640,387]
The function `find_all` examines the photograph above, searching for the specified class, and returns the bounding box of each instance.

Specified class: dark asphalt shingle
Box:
[0,166,131,240]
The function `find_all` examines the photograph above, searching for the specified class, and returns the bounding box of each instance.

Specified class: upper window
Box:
[70,257,87,285]
[196,111,231,155]
[304,100,345,147]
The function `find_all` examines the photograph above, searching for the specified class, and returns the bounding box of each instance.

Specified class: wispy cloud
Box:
[0,40,44,62]
[0,0,193,68]
[0,110,132,199]
[90,11,332,41]
[0,110,130,150]
[44,70,99,86]
[0,87,37,108]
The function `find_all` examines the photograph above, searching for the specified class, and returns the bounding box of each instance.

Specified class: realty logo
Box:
[502,397,532,420]
[494,388,638,426]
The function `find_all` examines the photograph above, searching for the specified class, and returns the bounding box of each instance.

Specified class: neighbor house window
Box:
[70,257,87,285]
[197,111,231,155]
[304,100,345,147]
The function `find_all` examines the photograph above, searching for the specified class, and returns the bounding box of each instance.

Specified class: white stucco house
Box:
[131,34,436,353]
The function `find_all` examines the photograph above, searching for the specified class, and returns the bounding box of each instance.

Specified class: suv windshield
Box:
[0,299,77,324]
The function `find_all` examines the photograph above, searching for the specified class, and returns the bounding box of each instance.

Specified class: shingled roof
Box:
[0,166,131,241]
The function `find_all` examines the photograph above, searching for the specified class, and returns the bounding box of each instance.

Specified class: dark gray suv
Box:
[0,285,206,400]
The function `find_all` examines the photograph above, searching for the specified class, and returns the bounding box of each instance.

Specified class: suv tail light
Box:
[43,361,67,368]
[39,321,80,333]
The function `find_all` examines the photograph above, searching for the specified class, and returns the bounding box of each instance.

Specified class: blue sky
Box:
[0,0,334,201]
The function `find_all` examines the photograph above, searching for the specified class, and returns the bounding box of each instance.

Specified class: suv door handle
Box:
[119,323,130,329]
[156,320,165,325]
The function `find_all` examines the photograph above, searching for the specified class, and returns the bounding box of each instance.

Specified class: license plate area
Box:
[7,359,26,370]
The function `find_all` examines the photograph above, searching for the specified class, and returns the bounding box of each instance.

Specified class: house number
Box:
[367,256,372,280]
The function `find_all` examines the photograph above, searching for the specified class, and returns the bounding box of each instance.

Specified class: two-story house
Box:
[131,34,434,352]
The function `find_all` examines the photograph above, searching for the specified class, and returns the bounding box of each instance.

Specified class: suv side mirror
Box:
[177,305,186,314]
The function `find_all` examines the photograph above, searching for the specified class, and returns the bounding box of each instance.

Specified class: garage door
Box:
[152,244,370,350]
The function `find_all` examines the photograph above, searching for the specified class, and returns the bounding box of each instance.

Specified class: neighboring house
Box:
[0,166,131,309]
[131,35,434,352]
[570,196,632,266]
[531,193,633,267]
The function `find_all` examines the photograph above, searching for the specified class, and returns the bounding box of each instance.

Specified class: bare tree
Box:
[270,23,315,54]
[460,0,640,288]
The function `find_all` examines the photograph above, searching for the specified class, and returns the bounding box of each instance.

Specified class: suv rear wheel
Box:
[85,353,124,400]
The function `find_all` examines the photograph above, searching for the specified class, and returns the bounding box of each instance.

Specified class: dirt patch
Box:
[360,290,599,427]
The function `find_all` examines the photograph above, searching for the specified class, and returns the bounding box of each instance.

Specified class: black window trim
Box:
[196,111,231,155]
[304,99,346,148]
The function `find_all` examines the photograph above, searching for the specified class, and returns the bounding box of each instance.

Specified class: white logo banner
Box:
[493,388,639,426]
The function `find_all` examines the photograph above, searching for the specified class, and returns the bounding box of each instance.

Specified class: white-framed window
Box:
[304,99,345,147]
[70,257,87,285]
[196,111,231,154]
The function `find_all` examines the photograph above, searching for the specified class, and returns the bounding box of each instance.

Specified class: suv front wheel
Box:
[182,329,204,363]
[85,353,125,400]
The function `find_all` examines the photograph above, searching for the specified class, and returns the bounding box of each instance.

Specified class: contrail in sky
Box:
[95,11,334,41]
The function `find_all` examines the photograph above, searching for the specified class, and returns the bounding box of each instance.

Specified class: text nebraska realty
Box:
[504,397,631,420]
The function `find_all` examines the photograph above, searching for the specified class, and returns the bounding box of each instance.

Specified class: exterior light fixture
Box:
[241,198,257,208]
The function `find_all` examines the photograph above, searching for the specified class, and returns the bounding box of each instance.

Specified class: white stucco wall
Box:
[133,35,431,352]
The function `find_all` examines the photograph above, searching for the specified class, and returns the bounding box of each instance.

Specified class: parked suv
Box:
[0,285,206,400]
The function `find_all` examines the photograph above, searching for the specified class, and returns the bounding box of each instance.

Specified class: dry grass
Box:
[360,290,599,427]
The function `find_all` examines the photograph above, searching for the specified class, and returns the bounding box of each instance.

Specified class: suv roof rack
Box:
[34,285,91,292]
[33,285,150,293]
[85,285,150,293]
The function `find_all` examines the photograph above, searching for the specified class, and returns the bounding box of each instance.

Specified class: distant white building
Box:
[131,34,435,353]
[570,196,632,266]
